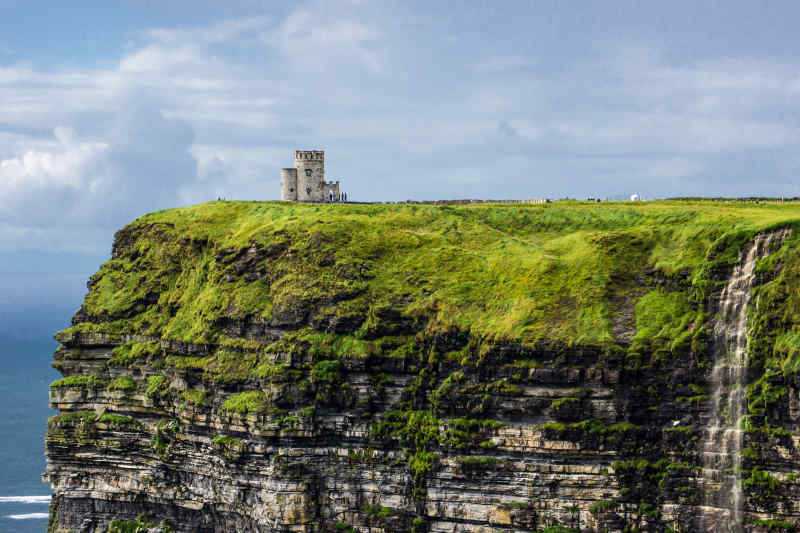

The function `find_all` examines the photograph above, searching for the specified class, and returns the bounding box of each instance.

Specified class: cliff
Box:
[44,200,800,532]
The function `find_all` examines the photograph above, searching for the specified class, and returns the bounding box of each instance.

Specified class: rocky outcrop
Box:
[44,202,800,532]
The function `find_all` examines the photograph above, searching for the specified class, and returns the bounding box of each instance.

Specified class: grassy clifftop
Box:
[62,200,800,363]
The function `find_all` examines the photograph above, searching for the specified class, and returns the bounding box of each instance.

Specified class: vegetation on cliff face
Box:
[61,200,800,356]
[47,200,800,532]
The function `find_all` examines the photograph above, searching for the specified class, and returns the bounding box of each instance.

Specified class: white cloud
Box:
[269,6,383,73]
[119,45,206,73]
[0,128,105,204]
[0,103,196,235]
[142,14,274,51]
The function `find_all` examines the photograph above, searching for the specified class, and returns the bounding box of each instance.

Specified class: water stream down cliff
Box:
[702,229,791,532]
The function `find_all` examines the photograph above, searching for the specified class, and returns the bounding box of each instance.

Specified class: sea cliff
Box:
[44,201,800,532]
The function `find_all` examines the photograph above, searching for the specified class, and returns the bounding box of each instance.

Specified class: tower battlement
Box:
[295,150,324,162]
[281,150,344,202]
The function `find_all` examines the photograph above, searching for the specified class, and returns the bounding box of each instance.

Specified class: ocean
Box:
[0,250,101,533]
[0,338,60,533]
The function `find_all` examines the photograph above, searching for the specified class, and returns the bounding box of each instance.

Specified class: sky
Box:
[2,0,800,336]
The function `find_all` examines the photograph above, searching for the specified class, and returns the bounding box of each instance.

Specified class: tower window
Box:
[305,169,312,177]
[289,188,294,192]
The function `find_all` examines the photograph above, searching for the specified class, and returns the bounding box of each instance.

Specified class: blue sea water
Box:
[0,250,104,532]
[0,338,60,533]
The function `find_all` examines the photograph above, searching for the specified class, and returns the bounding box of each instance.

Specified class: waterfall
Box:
[701,229,790,532]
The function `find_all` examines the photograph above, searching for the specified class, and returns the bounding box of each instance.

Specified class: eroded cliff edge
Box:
[44,201,800,532]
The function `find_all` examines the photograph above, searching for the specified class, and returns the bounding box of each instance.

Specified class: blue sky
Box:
[2,0,800,335]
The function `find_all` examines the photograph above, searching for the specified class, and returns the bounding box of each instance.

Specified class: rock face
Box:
[44,202,800,532]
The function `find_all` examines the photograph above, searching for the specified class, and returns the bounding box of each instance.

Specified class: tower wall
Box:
[325,181,340,202]
[280,168,298,201]
[295,150,325,202]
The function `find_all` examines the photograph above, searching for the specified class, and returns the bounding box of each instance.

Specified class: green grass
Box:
[107,376,137,391]
[212,434,245,456]
[180,389,207,407]
[310,360,342,383]
[48,411,96,427]
[589,499,618,515]
[221,390,268,415]
[145,375,169,397]
[361,504,394,518]
[549,397,579,409]
[165,349,264,384]
[98,413,143,430]
[749,235,800,379]
[454,456,502,465]
[107,516,173,533]
[109,341,161,366]
[627,290,700,364]
[212,434,242,445]
[57,200,800,352]
[542,418,642,445]
[51,374,104,389]
[252,361,289,379]
[745,520,797,532]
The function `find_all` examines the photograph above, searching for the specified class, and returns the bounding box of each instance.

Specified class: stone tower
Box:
[295,150,325,202]
[280,168,298,201]
[281,150,342,202]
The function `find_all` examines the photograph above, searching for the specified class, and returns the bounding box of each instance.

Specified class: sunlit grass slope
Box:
[66,200,800,357]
